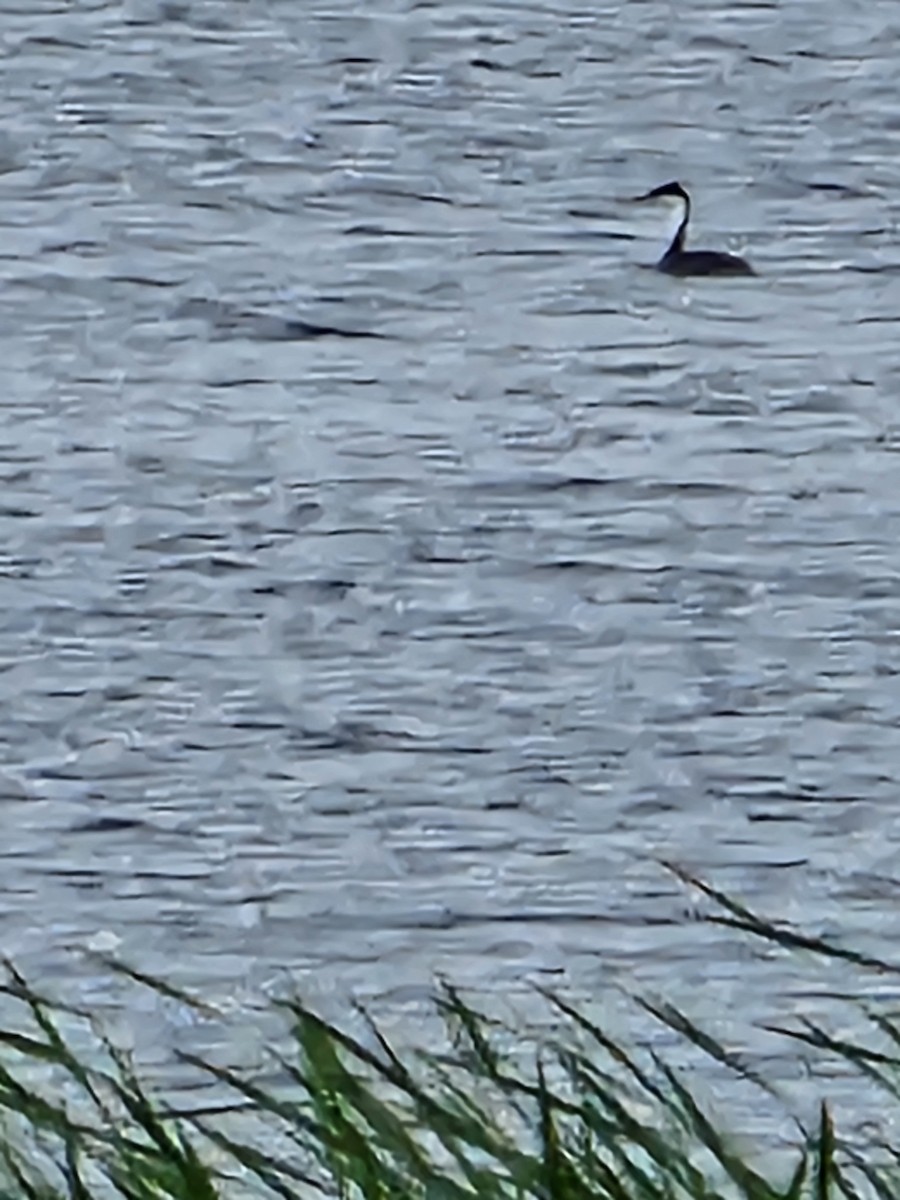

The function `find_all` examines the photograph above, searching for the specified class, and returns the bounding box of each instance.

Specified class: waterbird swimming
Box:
[633,181,755,277]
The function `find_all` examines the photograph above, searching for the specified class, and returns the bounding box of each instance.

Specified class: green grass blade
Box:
[781,1149,808,1200]
[540,988,670,1109]
[636,996,788,1104]
[86,958,219,1020]
[0,1141,56,1200]
[435,980,503,1079]
[651,1053,782,1200]
[191,1118,324,1199]
[64,1136,92,1200]
[102,1044,218,1200]
[864,1009,900,1058]
[1,963,105,1114]
[814,1102,834,1200]
[177,1051,319,1136]
[563,1053,715,1200]
[840,1148,898,1200]
[535,1057,593,1200]
[661,864,900,975]
[763,1019,900,1100]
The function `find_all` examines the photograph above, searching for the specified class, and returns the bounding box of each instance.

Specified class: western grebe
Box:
[634,181,755,277]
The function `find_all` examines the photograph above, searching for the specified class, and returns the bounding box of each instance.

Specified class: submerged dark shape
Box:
[633,181,755,277]
[173,297,387,340]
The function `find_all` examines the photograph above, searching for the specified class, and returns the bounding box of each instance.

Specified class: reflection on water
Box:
[2,0,900,1139]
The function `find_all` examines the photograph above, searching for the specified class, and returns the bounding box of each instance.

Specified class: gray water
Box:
[3,0,900,1144]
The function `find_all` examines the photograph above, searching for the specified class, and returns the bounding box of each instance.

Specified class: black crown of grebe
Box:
[634,181,755,277]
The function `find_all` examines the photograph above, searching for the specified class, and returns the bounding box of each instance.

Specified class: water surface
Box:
[2,0,900,1142]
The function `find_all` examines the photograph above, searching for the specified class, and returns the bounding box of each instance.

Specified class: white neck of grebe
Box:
[659,193,689,258]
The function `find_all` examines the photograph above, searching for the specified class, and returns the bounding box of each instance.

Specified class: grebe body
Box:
[635,181,754,277]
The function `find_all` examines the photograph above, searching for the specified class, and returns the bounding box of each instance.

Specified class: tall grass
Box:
[0,865,897,1200]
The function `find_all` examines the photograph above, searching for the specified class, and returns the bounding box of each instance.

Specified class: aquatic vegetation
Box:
[0,865,896,1200]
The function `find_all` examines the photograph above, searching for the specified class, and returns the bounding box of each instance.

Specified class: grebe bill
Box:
[633,181,755,277]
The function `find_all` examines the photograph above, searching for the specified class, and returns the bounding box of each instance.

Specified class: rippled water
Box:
[4,0,900,1140]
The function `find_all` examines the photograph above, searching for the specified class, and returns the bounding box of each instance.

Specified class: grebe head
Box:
[634,181,690,205]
